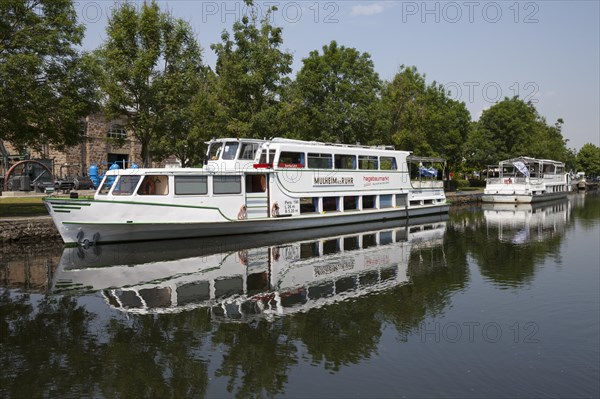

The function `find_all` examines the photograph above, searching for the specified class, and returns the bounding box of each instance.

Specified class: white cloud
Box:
[351,3,384,16]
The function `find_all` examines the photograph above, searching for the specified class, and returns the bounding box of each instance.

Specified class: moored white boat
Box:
[44,138,449,245]
[482,157,569,204]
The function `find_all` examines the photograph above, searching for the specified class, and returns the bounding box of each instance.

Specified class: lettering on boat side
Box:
[314,260,355,277]
[363,176,390,186]
[313,176,354,186]
[284,199,299,214]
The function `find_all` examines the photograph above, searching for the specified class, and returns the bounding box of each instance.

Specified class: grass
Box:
[0,196,48,217]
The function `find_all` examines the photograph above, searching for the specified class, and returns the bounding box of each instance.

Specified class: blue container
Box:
[88,164,100,188]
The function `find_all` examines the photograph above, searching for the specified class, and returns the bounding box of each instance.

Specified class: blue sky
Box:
[76,1,600,150]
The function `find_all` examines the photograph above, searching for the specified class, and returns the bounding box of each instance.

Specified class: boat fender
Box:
[271,202,280,217]
[237,205,247,220]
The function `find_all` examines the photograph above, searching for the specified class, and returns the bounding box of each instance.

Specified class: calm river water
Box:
[1,193,599,398]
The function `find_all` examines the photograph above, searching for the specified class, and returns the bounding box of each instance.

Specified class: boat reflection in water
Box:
[53,215,448,319]
[482,198,570,244]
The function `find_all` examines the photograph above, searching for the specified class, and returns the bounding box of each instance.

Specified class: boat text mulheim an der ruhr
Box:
[44,138,449,245]
[482,157,569,204]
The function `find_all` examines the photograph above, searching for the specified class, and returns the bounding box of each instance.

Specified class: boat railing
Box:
[410,180,444,189]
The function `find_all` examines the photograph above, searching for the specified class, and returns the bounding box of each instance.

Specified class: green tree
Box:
[576,143,600,177]
[290,40,383,144]
[382,66,470,174]
[211,0,292,138]
[97,1,203,166]
[469,97,571,170]
[0,0,99,151]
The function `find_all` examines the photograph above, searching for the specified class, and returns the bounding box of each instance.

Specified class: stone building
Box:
[2,113,169,182]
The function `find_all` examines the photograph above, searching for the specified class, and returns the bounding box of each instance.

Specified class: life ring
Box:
[140,178,155,195]
[271,202,280,217]
[237,205,247,220]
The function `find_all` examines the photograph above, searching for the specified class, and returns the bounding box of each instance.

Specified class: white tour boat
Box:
[482,157,569,203]
[44,137,448,245]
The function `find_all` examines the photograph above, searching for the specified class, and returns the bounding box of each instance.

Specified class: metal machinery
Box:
[53,164,94,192]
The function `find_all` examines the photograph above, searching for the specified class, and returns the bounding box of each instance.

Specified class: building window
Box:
[107,124,127,139]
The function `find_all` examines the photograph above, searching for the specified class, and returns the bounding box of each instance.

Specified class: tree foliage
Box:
[466,97,571,171]
[576,143,600,177]
[0,0,99,151]
[382,66,470,174]
[290,41,383,144]
[211,0,292,139]
[97,1,203,166]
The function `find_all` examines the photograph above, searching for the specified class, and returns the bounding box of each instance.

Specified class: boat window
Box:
[207,142,223,160]
[307,153,333,169]
[259,149,276,164]
[300,242,319,259]
[300,197,317,213]
[362,195,376,209]
[396,194,407,207]
[334,154,356,169]
[343,196,357,211]
[278,151,305,168]
[323,197,339,212]
[239,143,260,160]
[138,175,169,195]
[213,175,242,194]
[380,195,393,208]
[97,176,115,195]
[358,155,378,170]
[344,236,359,251]
[322,239,340,255]
[380,157,397,170]
[175,176,208,195]
[362,233,377,248]
[246,174,267,193]
[112,175,141,196]
[222,142,240,160]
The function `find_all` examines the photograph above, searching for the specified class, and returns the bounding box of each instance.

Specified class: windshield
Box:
[222,142,240,160]
[207,143,223,160]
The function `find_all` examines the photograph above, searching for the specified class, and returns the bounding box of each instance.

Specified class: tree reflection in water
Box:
[2,195,593,398]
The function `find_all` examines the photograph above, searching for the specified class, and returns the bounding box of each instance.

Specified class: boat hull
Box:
[50,203,449,245]
[481,191,567,204]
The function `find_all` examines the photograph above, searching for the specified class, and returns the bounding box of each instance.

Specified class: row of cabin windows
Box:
[100,175,265,196]
[208,142,261,161]
[275,151,397,171]
[299,194,406,214]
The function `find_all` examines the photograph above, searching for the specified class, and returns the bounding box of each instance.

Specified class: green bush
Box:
[468,179,486,187]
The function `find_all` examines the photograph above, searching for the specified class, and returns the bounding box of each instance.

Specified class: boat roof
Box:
[499,157,565,166]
